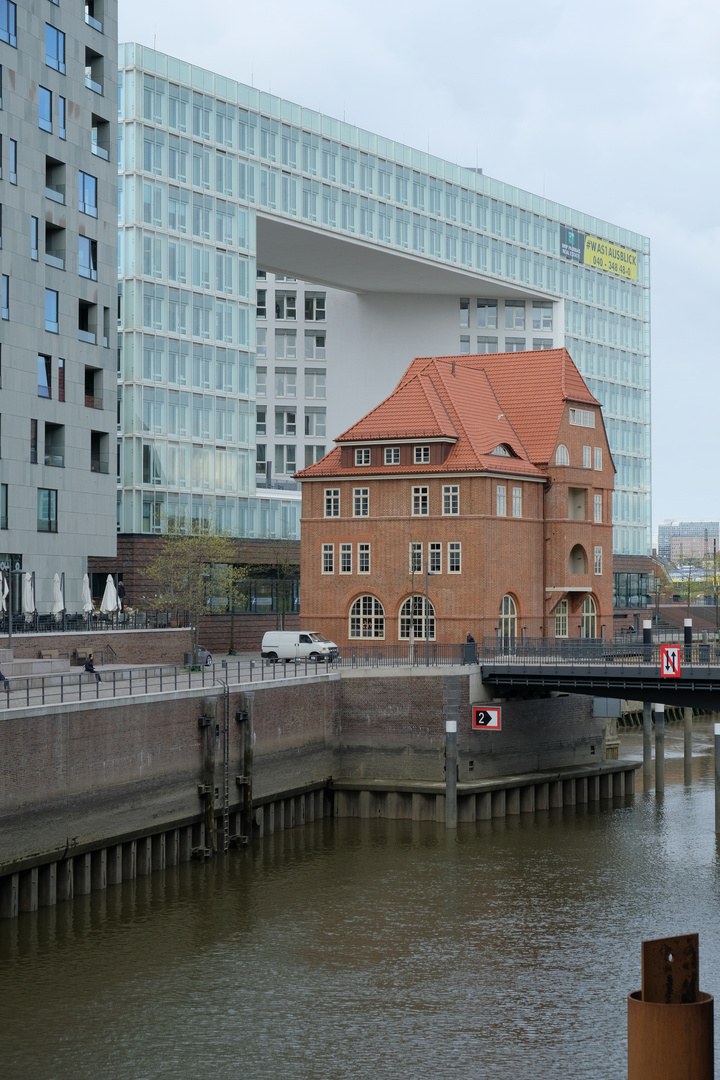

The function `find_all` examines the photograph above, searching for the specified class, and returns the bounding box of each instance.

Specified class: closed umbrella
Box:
[0,573,8,614]
[22,573,35,623]
[52,573,64,622]
[82,573,93,615]
[100,575,118,615]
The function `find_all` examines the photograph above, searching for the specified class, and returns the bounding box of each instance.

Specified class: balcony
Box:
[85,73,103,96]
[44,454,65,468]
[85,11,103,31]
[85,394,102,409]
[78,329,96,345]
[91,457,109,473]
[91,142,109,161]
[45,252,65,271]
[45,185,65,205]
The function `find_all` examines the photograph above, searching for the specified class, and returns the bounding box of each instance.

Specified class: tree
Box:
[141,532,247,662]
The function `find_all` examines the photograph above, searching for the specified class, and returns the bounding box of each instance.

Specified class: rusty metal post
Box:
[642,702,652,791]
[654,703,665,794]
[236,692,254,844]
[628,933,714,1079]
[684,707,693,786]
[198,696,217,855]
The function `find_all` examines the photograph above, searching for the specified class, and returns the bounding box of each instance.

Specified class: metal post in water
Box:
[684,707,693,786]
[445,719,457,829]
[642,619,652,663]
[655,703,665,794]
[642,702,653,790]
[684,618,693,664]
[715,722,720,834]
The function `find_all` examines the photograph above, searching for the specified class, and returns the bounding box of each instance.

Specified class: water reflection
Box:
[1,722,719,1079]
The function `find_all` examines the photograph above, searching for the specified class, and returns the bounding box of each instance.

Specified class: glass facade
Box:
[119,43,651,552]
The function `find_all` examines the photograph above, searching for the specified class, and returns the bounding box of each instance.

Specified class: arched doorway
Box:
[581,595,597,638]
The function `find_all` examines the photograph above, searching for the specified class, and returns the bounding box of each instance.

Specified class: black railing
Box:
[0,610,189,634]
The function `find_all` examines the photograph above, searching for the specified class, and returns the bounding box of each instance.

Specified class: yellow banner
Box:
[583,235,638,280]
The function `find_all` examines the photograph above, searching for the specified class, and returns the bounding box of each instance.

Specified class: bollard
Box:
[684,707,693,786]
[642,619,652,663]
[654,704,665,794]
[684,618,693,664]
[628,933,714,1080]
[445,719,457,829]
[642,702,652,791]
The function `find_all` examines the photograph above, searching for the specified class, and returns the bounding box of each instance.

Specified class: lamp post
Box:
[4,561,25,651]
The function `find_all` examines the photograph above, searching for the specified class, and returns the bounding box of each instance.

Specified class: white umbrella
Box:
[82,573,93,615]
[22,573,34,622]
[52,572,64,621]
[100,574,118,615]
[0,573,8,614]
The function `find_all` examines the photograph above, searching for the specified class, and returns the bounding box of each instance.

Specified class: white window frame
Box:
[448,542,461,573]
[414,445,430,464]
[324,488,339,517]
[322,543,334,574]
[340,543,352,574]
[569,407,595,428]
[412,486,429,516]
[555,444,569,466]
[594,546,603,575]
[429,542,442,574]
[357,543,370,574]
[442,484,459,515]
[512,486,522,517]
[355,448,370,466]
[594,446,602,471]
[349,594,385,639]
[496,484,506,516]
[409,542,422,573]
[385,446,400,465]
[583,445,591,468]
[353,487,369,517]
[594,494,603,523]
[555,599,568,638]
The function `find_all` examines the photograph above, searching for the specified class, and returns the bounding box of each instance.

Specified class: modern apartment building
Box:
[0,0,117,610]
[118,44,651,557]
[657,521,720,562]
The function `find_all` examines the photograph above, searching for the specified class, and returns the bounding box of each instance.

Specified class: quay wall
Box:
[8,628,193,665]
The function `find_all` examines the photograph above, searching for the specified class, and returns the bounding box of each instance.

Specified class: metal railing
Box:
[0,610,190,634]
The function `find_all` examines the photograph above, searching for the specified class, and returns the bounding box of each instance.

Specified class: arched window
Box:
[555,444,570,465]
[349,595,385,639]
[499,594,517,643]
[555,599,568,638]
[568,544,587,574]
[581,595,597,638]
[399,595,435,641]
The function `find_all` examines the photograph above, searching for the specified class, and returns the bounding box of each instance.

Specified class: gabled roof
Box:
[296,348,601,481]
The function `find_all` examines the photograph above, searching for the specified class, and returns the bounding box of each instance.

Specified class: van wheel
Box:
[309,652,322,662]
[266,652,278,662]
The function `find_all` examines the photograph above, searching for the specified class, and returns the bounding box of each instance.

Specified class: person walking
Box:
[84,653,101,682]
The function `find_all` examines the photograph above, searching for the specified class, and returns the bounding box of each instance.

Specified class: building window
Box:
[358,543,370,573]
[505,337,526,351]
[499,594,517,644]
[79,236,98,280]
[274,368,296,397]
[256,328,267,358]
[256,407,266,436]
[409,542,422,573]
[594,447,602,471]
[275,292,296,320]
[581,595,597,638]
[412,486,428,516]
[414,445,430,464]
[37,488,58,532]
[355,448,370,466]
[274,444,296,475]
[255,444,266,476]
[304,331,326,359]
[555,444,569,465]
[30,419,38,463]
[256,289,267,318]
[340,543,352,574]
[594,546,603,575]
[39,87,52,132]
[322,543,334,574]
[594,494,603,523]
[0,1,16,47]
[429,542,442,573]
[1,274,8,320]
[496,485,506,516]
[504,300,525,330]
[324,489,339,517]
[304,293,326,320]
[583,445,591,468]
[512,486,522,517]
[477,299,497,328]
[448,542,461,573]
[0,483,6,530]
[399,596,435,641]
[349,595,385,639]
[477,336,498,353]
[59,96,66,139]
[385,447,400,465]
[459,335,470,354]
[31,216,39,260]
[79,171,98,217]
[442,485,459,515]
[38,354,51,398]
[555,599,568,638]
[459,297,469,327]
[45,24,65,73]
[274,408,296,437]
[532,301,553,330]
[8,138,16,183]
[58,357,65,401]
[353,488,369,517]
[274,329,297,359]
[305,445,325,466]
[569,407,595,428]
[305,370,326,398]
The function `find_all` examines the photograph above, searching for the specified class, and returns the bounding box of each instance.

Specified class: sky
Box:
[118,0,720,541]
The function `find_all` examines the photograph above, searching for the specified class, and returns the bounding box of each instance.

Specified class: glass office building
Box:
[118,43,651,554]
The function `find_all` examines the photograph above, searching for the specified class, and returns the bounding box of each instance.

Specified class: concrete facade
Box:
[0,0,118,611]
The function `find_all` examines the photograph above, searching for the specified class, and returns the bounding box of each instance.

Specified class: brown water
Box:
[1,723,719,1080]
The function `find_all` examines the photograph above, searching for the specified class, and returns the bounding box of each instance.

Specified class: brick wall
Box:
[10,628,193,665]
[198,613,300,653]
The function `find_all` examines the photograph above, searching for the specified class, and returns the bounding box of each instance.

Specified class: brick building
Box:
[296,349,614,645]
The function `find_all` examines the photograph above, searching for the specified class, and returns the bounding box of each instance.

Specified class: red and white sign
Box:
[661,645,681,679]
[472,706,502,730]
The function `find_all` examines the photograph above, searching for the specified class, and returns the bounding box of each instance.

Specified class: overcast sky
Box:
[119,0,720,540]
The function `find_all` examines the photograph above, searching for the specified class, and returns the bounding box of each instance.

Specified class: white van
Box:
[261,630,339,663]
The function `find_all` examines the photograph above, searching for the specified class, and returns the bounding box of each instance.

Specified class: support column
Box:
[136,837,152,876]
[0,873,19,919]
[684,707,693,786]
[655,704,665,794]
[151,833,166,871]
[73,853,91,895]
[643,701,653,791]
[56,859,74,901]
[166,830,179,867]
[91,849,107,891]
[18,868,38,912]
[107,845,122,886]
[38,862,57,907]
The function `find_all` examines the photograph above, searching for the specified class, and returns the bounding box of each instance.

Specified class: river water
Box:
[1,723,719,1080]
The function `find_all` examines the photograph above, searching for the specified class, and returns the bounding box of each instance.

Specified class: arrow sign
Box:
[472,706,502,730]
[660,644,681,679]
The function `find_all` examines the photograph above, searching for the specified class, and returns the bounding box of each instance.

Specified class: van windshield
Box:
[309,633,329,642]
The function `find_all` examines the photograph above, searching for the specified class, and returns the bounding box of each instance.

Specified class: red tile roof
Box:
[296,348,601,480]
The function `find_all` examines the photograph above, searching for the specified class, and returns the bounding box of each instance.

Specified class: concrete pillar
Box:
[264,802,275,834]
[587,774,600,802]
[106,845,122,886]
[563,779,576,806]
[643,701,653,791]
[535,782,549,810]
[136,837,152,876]
[56,859,74,901]
[612,771,625,797]
[122,840,137,880]
[506,788,520,815]
[684,707,693,786]
[38,862,57,907]
[625,769,636,794]
[297,794,306,826]
[166,830,179,867]
[179,826,193,861]
[458,793,476,822]
[655,704,665,794]
[191,821,205,850]
[358,790,372,819]
[520,785,535,813]
[599,773,612,800]
[576,777,588,804]
[91,849,107,891]
[0,873,19,918]
[477,792,492,820]
[549,780,563,808]
[74,853,91,895]
[151,833,166,871]
[18,868,38,912]
[491,790,506,818]
[254,807,265,839]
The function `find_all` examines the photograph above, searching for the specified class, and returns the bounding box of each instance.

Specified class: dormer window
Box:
[385,447,400,465]
[355,448,370,466]
[414,446,430,464]
[489,443,515,457]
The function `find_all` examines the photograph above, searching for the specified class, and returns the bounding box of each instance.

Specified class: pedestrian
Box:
[117,580,126,612]
[466,631,475,644]
[84,653,101,682]
[0,668,9,692]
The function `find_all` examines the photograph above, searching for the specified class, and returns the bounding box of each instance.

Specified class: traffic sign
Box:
[661,645,681,679]
[472,706,501,730]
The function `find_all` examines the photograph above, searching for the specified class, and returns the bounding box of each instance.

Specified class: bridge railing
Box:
[478,638,720,668]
